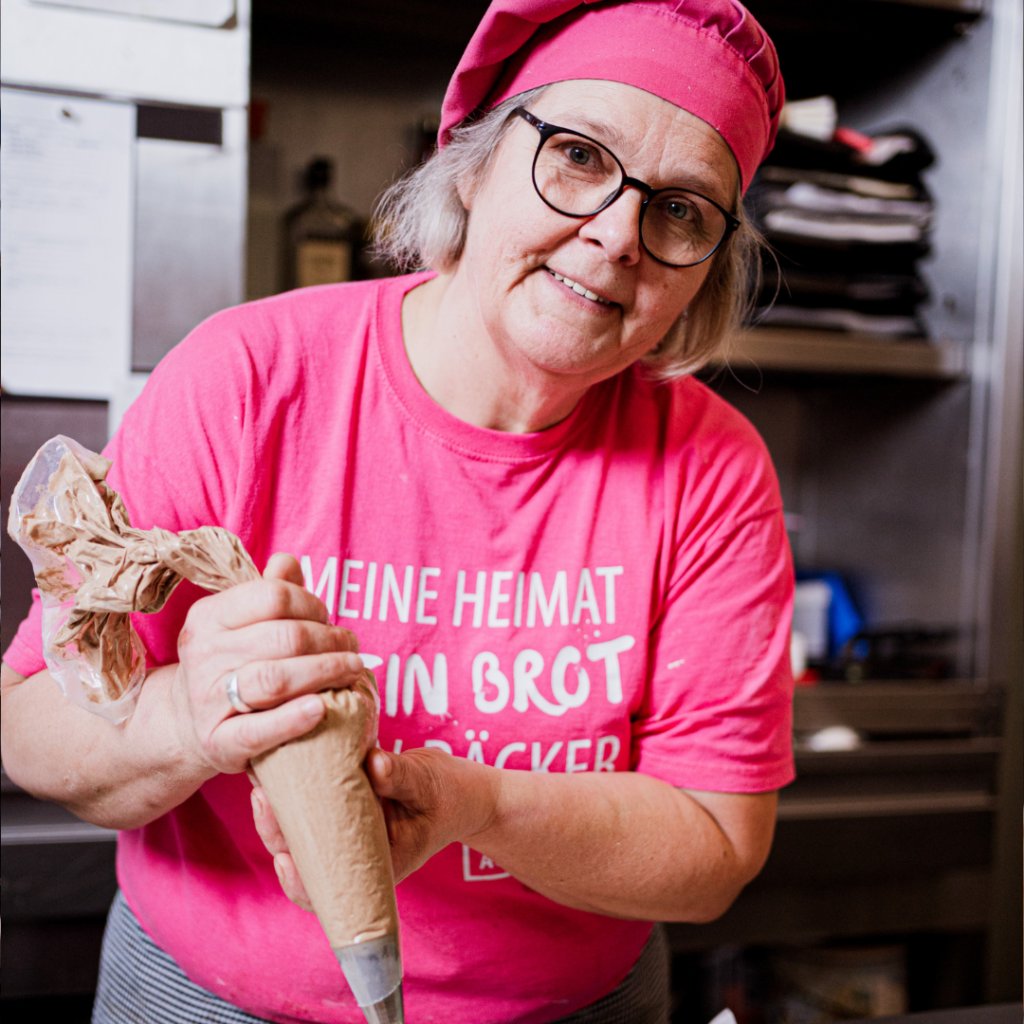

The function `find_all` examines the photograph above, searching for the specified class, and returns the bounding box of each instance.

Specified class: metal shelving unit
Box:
[707,0,1023,1001]
[792,681,1001,734]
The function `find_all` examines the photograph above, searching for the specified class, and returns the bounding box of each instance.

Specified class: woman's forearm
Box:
[1,663,213,830]
[463,766,776,923]
[1,562,364,835]
[366,745,778,924]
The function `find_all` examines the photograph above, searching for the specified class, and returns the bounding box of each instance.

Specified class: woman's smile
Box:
[543,266,617,307]
[541,265,619,313]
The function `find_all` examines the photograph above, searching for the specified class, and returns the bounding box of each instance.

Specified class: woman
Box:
[1,2,793,1022]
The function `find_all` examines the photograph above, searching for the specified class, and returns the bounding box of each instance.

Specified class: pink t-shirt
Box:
[5,272,794,1024]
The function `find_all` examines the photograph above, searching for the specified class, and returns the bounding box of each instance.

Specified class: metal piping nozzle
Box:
[335,933,404,1024]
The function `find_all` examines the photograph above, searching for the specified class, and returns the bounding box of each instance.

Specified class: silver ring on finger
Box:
[226,672,255,714]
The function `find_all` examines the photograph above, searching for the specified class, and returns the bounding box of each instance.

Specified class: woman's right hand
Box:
[172,552,363,777]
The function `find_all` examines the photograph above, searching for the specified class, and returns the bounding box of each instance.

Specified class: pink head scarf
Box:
[439,0,784,193]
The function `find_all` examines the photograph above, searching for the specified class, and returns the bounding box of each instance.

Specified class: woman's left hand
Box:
[253,746,778,921]
[250,747,498,907]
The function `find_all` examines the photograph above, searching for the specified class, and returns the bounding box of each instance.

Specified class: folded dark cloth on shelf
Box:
[746,121,936,336]
[748,178,933,246]
[758,269,928,316]
[754,304,923,336]
[764,209,926,243]
[761,237,930,273]
[767,126,935,184]
[759,165,923,201]
[753,179,932,243]
[763,181,932,221]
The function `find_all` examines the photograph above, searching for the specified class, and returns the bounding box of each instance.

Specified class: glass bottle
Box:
[283,158,358,291]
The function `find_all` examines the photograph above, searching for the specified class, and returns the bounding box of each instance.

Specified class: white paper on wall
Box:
[29,0,236,28]
[1,88,134,399]
[2,0,249,109]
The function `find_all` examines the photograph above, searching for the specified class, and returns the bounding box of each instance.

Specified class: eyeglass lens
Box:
[533,131,729,266]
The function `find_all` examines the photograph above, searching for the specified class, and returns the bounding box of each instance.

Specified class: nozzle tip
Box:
[335,934,403,1022]
[360,983,404,1024]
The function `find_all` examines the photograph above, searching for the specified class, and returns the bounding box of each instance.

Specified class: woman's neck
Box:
[401,271,590,434]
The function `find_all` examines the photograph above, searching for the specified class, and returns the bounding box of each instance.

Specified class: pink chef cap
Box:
[440,0,784,193]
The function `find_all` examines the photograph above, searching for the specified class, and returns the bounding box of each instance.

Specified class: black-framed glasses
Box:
[514,107,740,268]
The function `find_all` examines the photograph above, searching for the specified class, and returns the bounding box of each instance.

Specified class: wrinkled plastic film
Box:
[7,435,259,722]
[8,436,146,722]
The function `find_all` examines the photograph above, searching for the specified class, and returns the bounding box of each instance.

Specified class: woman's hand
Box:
[371,748,498,883]
[251,746,498,908]
[172,553,364,778]
[251,739,777,922]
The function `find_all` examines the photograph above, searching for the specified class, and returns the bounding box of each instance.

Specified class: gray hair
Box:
[372,88,760,379]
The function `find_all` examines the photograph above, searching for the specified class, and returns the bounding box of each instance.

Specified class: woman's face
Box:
[457,79,739,385]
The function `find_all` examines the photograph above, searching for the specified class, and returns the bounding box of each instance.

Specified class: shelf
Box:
[666,867,990,950]
[794,735,1002,771]
[715,327,969,378]
[1,775,118,846]
[873,0,983,11]
[793,680,1001,735]
[1,822,118,846]
[777,789,995,820]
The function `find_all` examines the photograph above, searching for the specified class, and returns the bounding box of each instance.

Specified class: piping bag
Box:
[7,436,404,1023]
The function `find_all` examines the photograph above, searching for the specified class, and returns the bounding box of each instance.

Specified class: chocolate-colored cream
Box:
[253,683,400,949]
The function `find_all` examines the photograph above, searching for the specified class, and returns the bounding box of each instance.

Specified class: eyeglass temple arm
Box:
[514,107,563,142]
